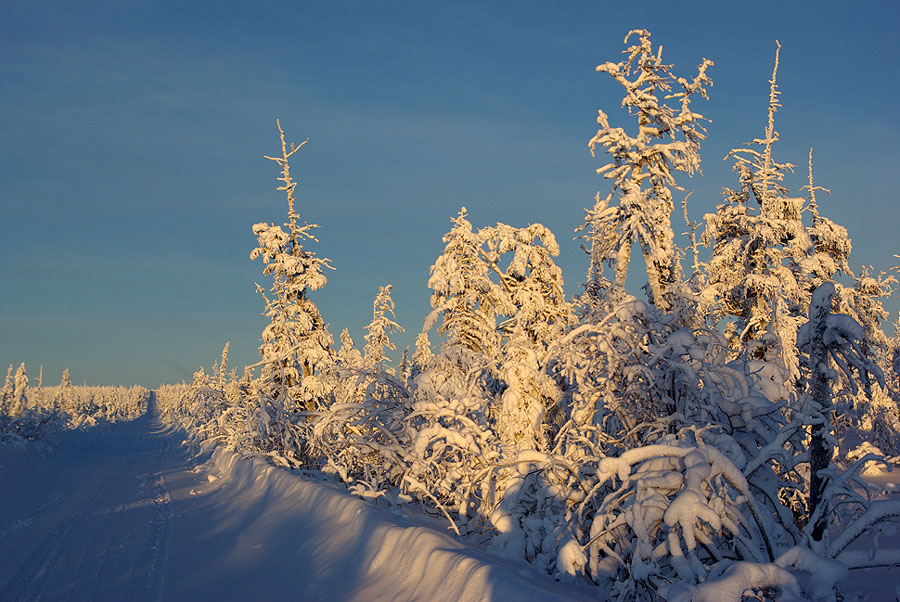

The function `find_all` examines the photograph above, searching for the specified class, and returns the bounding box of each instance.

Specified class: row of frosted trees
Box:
[1,363,150,440]
[159,31,900,601]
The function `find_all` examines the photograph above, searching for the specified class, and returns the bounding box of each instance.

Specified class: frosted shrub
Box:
[551,297,677,453]
[306,291,411,488]
[484,458,572,573]
[44,385,149,424]
[862,381,900,456]
[157,381,275,460]
[401,347,500,529]
[309,367,409,487]
[578,437,774,601]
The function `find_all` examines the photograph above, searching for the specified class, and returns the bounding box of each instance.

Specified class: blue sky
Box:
[2,1,899,387]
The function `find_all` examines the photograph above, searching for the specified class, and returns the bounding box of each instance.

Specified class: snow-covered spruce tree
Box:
[252,120,334,415]
[51,368,73,415]
[798,150,894,350]
[553,29,715,460]
[869,263,900,454]
[830,264,898,456]
[11,362,28,417]
[307,328,367,477]
[401,208,506,529]
[404,211,577,537]
[0,364,12,415]
[703,43,813,382]
[480,222,572,453]
[363,284,404,370]
[397,346,412,384]
[217,341,230,390]
[191,366,210,387]
[241,121,337,467]
[411,331,434,374]
[800,175,898,441]
[799,151,897,431]
[331,328,366,406]
[537,35,852,597]
[704,46,896,475]
[425,207,506,357]
[801,150,850,294]
[580,29,712,310]
[868,320,900,455]
[796,282,886,542]
[444,222,575,566]
[702,44,890,391]
[353,286,411,486]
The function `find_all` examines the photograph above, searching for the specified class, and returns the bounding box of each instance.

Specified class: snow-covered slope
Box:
[0,396,593,601]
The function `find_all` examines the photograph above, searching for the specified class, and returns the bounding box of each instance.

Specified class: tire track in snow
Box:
[145,430,174,602]
[0,394,187,602]
[0,491,63,542]
[0,471,116,601]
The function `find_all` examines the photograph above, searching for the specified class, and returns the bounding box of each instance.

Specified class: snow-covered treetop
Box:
[798,281,885,396]
[804,157,852,288]
[582,29,713,307]
[591,29,713,180]
[250,221,331,295]
[251,120,333,301]
[426,208,571,356]
[726,41,797,218]
[364,284,404,366]
[427,207,506,354]
[481,222,570,346]
[265,118,307,252]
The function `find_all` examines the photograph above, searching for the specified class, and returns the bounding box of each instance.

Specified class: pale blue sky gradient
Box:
[2,1,899,387]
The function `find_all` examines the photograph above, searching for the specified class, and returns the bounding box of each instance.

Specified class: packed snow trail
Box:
[0,395,593,601]
[0,394,178,601]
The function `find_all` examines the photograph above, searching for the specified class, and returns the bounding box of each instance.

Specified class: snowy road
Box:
[0,396,593,601]
[0,396,184,601]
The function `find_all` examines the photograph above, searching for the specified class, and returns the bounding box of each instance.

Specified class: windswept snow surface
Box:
[0,395,593,601]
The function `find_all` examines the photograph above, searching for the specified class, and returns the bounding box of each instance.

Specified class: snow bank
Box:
[192,444,594,602]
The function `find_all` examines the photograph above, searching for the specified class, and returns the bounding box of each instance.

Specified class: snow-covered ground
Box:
[841,469,900,601]
[0,394,594,601]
